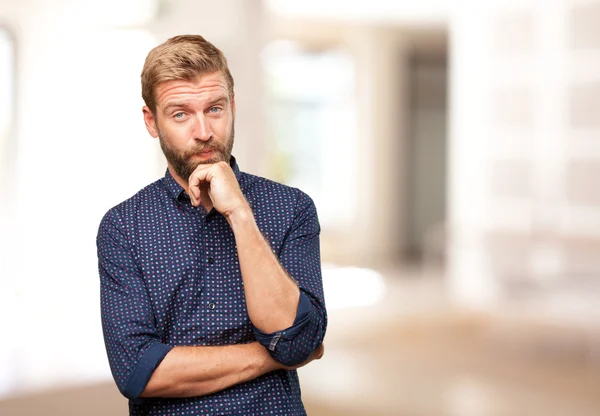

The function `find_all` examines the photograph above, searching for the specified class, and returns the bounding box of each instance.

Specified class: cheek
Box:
[164,123,193,143]
[219,117,233,137]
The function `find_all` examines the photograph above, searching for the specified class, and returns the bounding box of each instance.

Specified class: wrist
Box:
[226,203,254,228]
[251,342,281,374]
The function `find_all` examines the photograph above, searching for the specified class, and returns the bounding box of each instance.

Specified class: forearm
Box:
[141,342,279,398]
[227,207,300,333]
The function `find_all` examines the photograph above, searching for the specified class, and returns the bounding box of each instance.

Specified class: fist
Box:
[188,162,248,218]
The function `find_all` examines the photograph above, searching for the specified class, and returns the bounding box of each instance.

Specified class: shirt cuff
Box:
[253,292,314,352]
[123,342,173,400]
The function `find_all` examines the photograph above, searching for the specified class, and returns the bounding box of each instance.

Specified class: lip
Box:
[194,149,214,157]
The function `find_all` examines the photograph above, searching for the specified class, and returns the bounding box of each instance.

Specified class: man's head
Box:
[141,35,236,183]
[142,35,234,114]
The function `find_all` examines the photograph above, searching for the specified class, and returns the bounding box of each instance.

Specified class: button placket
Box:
[204,217,217,313]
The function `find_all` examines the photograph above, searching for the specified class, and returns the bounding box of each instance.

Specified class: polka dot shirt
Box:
[97,157,327,415]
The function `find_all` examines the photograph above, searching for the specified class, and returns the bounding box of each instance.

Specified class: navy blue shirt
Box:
[97,157,327,415]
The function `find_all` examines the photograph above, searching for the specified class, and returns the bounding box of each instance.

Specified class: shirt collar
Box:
[162,155,242,202]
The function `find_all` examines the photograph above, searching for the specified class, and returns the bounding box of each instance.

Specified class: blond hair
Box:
[141,35,234,114]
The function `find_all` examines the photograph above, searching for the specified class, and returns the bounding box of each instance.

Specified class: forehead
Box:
[155,71,229,109]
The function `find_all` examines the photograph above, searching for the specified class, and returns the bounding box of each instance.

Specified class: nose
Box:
[193,114,213,142]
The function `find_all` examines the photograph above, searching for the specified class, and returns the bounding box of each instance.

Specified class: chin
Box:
[205,154,229,164]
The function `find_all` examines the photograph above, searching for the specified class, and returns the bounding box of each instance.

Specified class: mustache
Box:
[183,140,226,156]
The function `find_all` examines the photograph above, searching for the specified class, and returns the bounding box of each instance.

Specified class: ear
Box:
[143,106,159,138]
[231,93,236,118]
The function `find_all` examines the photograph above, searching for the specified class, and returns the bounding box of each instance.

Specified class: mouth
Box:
[192,149,215,158]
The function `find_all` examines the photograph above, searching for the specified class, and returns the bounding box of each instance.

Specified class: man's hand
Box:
[188,161,249,218]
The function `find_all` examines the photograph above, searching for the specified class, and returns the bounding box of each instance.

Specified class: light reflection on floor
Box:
[299,267,600,416]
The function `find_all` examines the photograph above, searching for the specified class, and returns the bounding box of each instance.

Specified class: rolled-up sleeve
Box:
[97,209,172,400]
[253,190,327,366]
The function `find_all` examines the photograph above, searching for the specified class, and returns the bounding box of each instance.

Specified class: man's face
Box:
[143,71,235,182]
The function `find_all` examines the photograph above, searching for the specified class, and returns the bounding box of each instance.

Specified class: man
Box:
[97,35,327,415]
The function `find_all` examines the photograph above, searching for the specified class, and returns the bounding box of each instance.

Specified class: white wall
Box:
[0,0,266,397]
[448,0,600,308]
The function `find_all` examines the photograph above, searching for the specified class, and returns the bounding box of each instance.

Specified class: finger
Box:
[188,165,213,205]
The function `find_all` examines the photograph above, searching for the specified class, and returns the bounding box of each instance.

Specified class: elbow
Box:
[111,370,144,400]
[122,377,147,401]
[254,294,327,367]
[114,342,173,400]
[273,347,312,367]
[268,321,327,367]
[115,381,139,401]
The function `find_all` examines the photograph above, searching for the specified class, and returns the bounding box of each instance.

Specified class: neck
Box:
[168,165,189,194]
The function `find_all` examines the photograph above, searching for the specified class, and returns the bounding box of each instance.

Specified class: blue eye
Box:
[174,112,184,119]
[209,107,222,113]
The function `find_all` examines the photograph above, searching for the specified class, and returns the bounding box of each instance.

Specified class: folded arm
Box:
[97,209,321,400]
[141,341,324,398]
[227,190,328,366]
[140,343,269,398]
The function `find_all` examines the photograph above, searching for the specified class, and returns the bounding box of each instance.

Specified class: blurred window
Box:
[0,25,14,397]
[0,27,14,190]
[263,41,357,230]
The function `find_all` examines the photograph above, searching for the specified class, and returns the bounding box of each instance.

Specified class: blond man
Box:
[97,35,326,415]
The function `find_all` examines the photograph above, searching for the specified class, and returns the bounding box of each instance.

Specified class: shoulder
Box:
[98,178,165,232]
[240,172,315,211]
[239,172,318,230]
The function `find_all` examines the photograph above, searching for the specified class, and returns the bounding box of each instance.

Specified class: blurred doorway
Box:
[404,31,448,266]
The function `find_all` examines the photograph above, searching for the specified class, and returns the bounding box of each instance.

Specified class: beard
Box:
[158,122,235,182]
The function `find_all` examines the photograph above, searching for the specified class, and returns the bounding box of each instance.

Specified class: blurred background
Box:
[1,0,600,415]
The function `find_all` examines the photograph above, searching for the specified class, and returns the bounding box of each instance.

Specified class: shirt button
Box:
[207,256,215,264]
[208,302,216,310]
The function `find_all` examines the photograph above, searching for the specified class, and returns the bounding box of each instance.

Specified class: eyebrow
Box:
[163,95,229,112]
[163,102,187,112]
[206,95,229,107]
